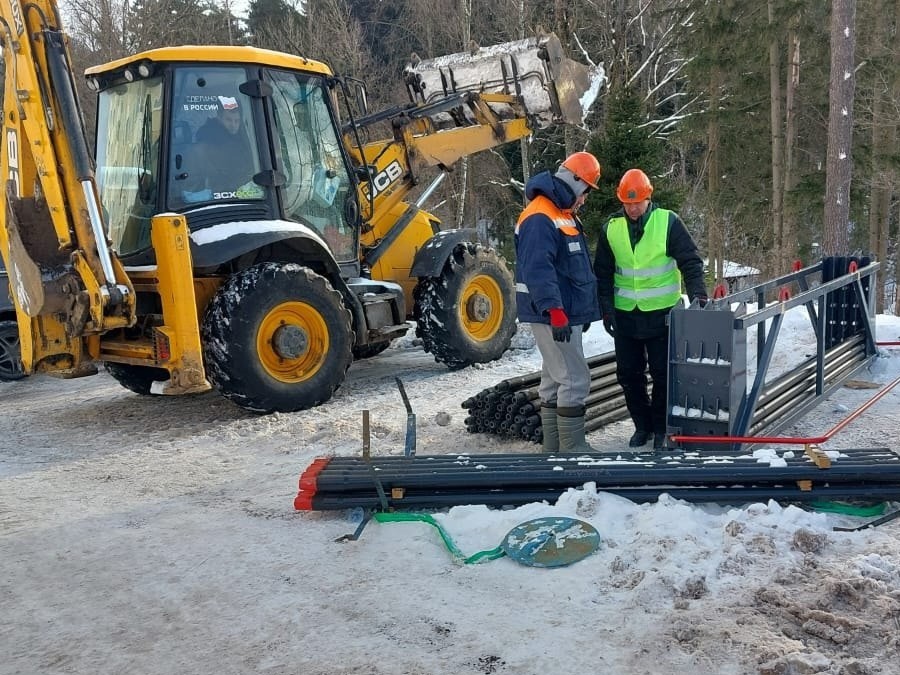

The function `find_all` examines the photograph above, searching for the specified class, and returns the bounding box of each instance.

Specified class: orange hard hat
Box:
[560,151,602,190]
[617,169,653,203]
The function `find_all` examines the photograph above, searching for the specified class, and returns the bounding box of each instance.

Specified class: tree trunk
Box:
[517,0,529,203]
[454,0,472,229]
[768,0,785,273]
[707,69,723,287]
[822,0,857,256]
[868,85,891,314]
[893,1,900,316]
[783,27,801,267]
[867,0,899,313]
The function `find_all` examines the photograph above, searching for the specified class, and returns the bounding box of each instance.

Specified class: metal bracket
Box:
[335,511,374,542]
[395,377,417,457]
[361,409,389,511]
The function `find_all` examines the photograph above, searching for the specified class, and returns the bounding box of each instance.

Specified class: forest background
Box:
[61,0,899,311]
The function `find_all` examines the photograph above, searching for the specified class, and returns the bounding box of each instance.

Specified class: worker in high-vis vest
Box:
[515,151,603,453]
[594,169,707,450]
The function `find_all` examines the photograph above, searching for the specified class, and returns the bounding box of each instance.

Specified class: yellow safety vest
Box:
[607,209,682,311]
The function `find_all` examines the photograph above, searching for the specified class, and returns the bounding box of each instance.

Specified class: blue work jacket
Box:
[514,171,601,325]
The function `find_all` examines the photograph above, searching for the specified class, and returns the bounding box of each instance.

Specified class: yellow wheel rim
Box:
[459,274,504,341]
[257,301,329,383]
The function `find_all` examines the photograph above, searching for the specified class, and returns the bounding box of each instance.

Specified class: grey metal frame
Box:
[667,257,879,451]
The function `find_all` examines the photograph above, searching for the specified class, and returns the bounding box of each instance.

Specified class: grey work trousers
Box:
[531,323,590,409]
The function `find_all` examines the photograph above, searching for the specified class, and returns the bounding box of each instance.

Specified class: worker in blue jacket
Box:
[515,151,603,452]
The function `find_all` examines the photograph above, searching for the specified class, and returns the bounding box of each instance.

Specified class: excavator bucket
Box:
[404,32,603,129]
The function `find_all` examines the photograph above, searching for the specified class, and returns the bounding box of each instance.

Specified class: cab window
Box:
[167,67,264,209]
[265,71,356,262]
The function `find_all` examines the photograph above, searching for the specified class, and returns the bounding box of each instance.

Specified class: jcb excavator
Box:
[0,0,598,412]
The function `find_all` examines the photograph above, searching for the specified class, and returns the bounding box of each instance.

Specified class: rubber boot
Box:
[557,405,595,452]
[539,404,559,453]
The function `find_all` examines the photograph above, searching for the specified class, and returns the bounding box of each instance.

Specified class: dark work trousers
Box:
[614,332,668,434]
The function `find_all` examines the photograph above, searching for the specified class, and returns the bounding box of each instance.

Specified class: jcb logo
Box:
[10,0,24,35]
[363,160,403,200]
[6,128,20,197]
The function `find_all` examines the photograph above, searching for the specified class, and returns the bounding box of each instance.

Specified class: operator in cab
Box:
[185,96,261,201]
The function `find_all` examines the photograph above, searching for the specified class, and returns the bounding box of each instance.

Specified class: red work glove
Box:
[548,308,572,342]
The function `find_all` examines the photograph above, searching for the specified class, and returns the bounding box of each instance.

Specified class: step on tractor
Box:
[0,0,600,412]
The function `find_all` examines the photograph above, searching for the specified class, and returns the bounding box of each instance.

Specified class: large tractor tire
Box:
[105,363,169,395]
[0,319,25,381]
[201,262,353,413]
[413,242,516,369]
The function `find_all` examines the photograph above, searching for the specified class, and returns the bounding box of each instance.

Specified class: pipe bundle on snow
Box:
[461,351,642,444]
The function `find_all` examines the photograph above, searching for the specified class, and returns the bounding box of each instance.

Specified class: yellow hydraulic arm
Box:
[0,0,135,374]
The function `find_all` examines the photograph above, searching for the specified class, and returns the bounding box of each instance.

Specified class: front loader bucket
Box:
[404,32,603,128]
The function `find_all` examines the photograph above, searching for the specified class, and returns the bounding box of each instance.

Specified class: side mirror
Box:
[138,170,154,203]
[354,165,376,182]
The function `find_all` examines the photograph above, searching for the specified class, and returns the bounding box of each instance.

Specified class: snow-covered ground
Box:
[2,308,899,675]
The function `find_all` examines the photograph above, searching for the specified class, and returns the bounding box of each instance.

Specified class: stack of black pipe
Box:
[462,351,639,444]
[295,447,900,511]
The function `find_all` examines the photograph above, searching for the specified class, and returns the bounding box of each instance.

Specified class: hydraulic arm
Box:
[0,0,134,374]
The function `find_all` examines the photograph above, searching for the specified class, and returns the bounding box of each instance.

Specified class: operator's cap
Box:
[217,96,240,110]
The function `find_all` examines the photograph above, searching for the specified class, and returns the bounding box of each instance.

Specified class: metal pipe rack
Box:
[667,256,880,451]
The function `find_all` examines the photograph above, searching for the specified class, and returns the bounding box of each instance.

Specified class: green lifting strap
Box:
[373,513,602,567]
[807,501,887,517]
[373,512,506,564]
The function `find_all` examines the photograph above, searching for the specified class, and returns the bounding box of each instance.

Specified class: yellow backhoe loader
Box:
[0,0,600,412]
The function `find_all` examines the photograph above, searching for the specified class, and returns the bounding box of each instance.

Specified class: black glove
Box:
[693,294,709,308]
[582,323,591,333]
[552,324,572,342]
[548,308,571,343]
[602,314,616,337]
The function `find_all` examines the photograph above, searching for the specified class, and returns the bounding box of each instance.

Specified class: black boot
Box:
[653,432,666,449]
[628,430,650,447]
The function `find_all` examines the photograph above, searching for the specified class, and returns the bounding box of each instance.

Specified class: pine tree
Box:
[581,86,673,240]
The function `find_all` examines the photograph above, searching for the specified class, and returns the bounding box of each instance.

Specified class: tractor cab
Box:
[89,49,360,267]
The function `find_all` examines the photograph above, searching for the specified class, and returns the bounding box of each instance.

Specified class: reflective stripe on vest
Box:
[516,194,579,236]
[607,209,683,311]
